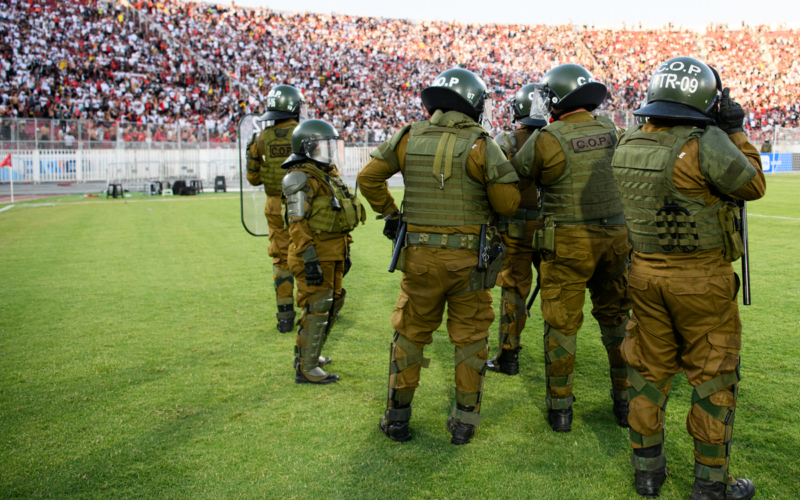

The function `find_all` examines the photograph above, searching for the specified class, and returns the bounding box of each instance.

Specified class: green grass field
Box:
[1,178,798,499]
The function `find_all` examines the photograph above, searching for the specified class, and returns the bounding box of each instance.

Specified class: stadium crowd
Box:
[1,0,798,143]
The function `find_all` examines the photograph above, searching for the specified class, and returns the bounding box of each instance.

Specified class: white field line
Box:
[749,214,800,221]
[16,196,240,208]
[9,198,800,222]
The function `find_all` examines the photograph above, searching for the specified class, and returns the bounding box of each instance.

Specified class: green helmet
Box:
[282,119,343,169]
[634,57,720,123]
[512,83,548,128]
[262,85,306,121]
[636,96,648,125]
[538,63,607,114]
[421,68,489,122]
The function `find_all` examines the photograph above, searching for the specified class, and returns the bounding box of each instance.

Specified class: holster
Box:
[455,235,506,296]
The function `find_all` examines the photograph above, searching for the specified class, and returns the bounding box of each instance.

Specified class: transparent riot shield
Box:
[238,114,270,236]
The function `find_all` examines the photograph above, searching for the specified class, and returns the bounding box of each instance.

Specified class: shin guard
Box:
[298,290,333,372]
[452,339,488,427]
[543,322,577,410]
[384,332,429,423]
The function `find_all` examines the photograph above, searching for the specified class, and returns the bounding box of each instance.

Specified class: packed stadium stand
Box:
[1,0,798,143]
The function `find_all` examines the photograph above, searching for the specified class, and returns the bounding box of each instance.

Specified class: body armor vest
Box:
[612,125,734,253]
[541,116,623,223]
[294,163,365,234]
[258,123,297,192]
[403,111,492,227]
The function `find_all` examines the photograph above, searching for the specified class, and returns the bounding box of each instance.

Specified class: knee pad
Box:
[273,266,294,290]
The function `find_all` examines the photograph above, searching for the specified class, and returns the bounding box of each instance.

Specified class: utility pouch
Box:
[508,220,526,239]
[498,212,526,239]
[496,216,509,234]
[533,217,555,252]
[718,202,744,263]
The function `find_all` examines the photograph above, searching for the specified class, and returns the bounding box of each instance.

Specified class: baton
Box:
[526,268,541,314]
[739,200,751,306]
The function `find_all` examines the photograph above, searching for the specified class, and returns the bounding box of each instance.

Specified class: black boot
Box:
[446,404,477,445]
[379,404,412,443]
[635,468,668,498]
[613,400,630,428]
[294,363,339,384]
[690,477,755,500]
[277,305,295,333]
[548,408,573,432]
[487,346,521,376]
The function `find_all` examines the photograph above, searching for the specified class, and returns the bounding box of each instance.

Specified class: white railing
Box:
[1,145,378,186]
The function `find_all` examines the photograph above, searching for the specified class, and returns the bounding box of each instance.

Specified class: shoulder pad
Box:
[698,126,757,194]
[281,170,308,195]
[493,131,516,158]
[510,129,542,178]
[370,124,412,160]
[594,115,614,126]
[485,137,520,185]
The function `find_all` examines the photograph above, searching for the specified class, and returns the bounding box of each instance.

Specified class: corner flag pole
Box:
[1,154,12,203]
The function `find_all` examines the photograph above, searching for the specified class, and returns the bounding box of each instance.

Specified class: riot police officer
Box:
[281,119,366,384]
[510,64,632,433]
[487,84,548,376]
[613,57,764,500]
[245,85,305,333]
[358,68,521,444]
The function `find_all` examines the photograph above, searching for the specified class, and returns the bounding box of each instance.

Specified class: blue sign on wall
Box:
[760,153,794,173]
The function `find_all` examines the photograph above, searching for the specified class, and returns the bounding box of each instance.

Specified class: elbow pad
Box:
[282,171,311,223]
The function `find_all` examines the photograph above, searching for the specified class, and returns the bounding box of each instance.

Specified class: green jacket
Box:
[538,116,624,224]
[252,123,297,193]
[291,162,366,234]
[612,124,757,253]
[371,109,517,227]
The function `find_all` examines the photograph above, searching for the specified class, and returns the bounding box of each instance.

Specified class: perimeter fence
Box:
[1,115,798,186]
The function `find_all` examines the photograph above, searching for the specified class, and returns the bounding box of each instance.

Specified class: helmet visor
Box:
[252,113,272,129]
[298,101,309,122]
[529,85,552,123]
[480,96,494,131]
[304,136,345,168]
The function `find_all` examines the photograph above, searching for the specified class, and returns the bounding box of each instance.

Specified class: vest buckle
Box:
[419,233,429,245]
[460,235,468,249]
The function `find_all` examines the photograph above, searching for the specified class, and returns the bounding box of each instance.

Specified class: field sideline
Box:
[0,178,798,499]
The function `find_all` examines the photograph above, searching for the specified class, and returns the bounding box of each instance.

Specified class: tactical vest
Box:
[296,163,365,234]
[403,111,492,227]
[612,124,750,253]
[258,123,297,192]
[541,116,623,223]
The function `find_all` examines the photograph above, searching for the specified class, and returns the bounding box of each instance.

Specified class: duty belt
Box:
[557,214,626,226]
[515,208,540,220]
[406,231,480,250]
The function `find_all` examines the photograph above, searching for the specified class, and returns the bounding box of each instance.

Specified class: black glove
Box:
[304,260,323,286]
[717,87,745,135]
[383,214,400,240]
[343,244,352,277]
